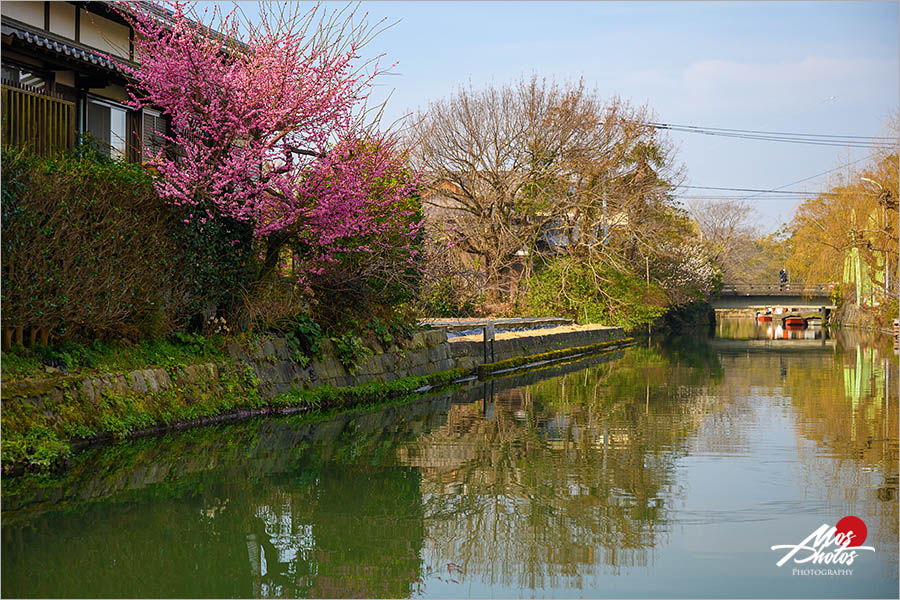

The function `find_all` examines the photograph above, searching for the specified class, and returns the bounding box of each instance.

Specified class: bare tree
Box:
[408,76,686,306]
[688,199,759,282]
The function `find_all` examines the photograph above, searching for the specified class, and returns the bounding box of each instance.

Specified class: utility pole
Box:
[646,256,651,338]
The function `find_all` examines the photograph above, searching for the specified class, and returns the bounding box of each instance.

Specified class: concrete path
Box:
[421,317,574,338]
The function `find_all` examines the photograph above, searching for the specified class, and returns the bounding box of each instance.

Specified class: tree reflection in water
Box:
[783,332,898,556]
[400,342,722,590]
[1,328,897,598]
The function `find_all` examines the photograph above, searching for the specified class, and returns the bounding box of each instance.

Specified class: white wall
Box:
[49,2,76,39]
[1,1,44,28]
[88,84,129,103]
[79,8,130,59]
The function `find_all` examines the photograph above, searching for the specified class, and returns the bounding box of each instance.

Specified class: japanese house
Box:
[1,1,166,160]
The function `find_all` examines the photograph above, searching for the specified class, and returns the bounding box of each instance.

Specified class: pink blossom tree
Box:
[117,1,423,294]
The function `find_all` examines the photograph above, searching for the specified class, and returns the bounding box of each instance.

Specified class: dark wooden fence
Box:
[2,81,76,156]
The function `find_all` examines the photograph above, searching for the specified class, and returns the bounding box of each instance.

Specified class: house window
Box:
[85,97,127,160]
[142,109,166,160]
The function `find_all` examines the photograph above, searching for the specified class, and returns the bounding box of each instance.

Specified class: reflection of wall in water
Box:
[2,463,427,599]
[244,467,425,599]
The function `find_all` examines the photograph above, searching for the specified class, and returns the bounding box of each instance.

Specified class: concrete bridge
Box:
[711,283,836,311]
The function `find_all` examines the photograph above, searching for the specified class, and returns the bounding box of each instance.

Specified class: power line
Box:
[741,152,876,199]
[677,195,818,201]
[656,129,881,149]
[679,151,883,201]
[649,122,896,140]
[680,185,819,195]
[649,122,897,149]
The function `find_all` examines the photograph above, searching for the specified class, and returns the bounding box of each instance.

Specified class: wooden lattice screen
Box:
[1,82,76,156]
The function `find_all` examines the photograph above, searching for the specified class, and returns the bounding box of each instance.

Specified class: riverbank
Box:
[1,346,631,519]
[832,302,899,337]
[1,323,629,475]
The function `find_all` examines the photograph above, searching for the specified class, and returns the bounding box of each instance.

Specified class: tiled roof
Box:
[1,22,127,72]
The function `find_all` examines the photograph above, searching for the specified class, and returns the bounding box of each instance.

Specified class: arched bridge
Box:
[712,283,836,310]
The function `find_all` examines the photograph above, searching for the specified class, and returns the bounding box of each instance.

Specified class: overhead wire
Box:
[648,121,897,149]
[665,127,891,203]
[738,152,879,200]
[649,122,895,140]
[680,185,816,194]
[677,196,820,201]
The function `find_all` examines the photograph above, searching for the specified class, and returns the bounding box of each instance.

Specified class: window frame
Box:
[84,94,130,160]
[141,107,168,162]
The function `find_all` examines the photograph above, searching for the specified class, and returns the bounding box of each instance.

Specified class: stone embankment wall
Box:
[2,324,627,471]
[4,325,625,412]
[229,330,453,399]
[448,324,623,369]
[2,348,627,517]
[1,330,453,439]
[3,361,242,434]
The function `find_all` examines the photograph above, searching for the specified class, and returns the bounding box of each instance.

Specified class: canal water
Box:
[2,319,897,598]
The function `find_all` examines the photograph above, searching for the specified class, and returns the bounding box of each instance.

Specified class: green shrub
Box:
[1,147,181,341]
[368,313,418,347]
[523,258,667,329]
[169,199,256,325]
[0,426,71,471]
[282,315,323,365]
[331,331,373,374]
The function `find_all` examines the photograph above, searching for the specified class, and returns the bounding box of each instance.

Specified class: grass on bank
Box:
[1,333,228,383]
[1,363,467,475]
[270,368,467,411]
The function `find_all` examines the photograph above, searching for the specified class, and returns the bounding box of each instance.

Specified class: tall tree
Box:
[787,111,898,310]
[788,150,898,305]
[119,1,423,296]
[409,76,695,315]
[688,199,758,280]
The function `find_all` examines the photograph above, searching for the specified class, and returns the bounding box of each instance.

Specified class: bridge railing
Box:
[719,283,835,297]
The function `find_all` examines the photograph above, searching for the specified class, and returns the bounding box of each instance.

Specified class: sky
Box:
[233,1,900,231]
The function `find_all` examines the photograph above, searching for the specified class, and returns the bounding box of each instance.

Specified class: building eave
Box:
[2,17,135,75]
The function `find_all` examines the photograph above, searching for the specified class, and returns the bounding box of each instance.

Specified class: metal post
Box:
[483,320,495,365]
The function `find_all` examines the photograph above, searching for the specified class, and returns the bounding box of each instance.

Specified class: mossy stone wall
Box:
[1,325,627,473]
[449,326,624,367]
[227,329,451,399]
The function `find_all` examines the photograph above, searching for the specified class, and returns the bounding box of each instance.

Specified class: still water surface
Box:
[2,320,898,598]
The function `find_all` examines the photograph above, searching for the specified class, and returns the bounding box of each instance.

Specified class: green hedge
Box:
[1,146,258,344]
[1,147,180,341]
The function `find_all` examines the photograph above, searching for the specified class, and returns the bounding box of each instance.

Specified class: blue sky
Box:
[232,1,899,231]
[359,1,900,230]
